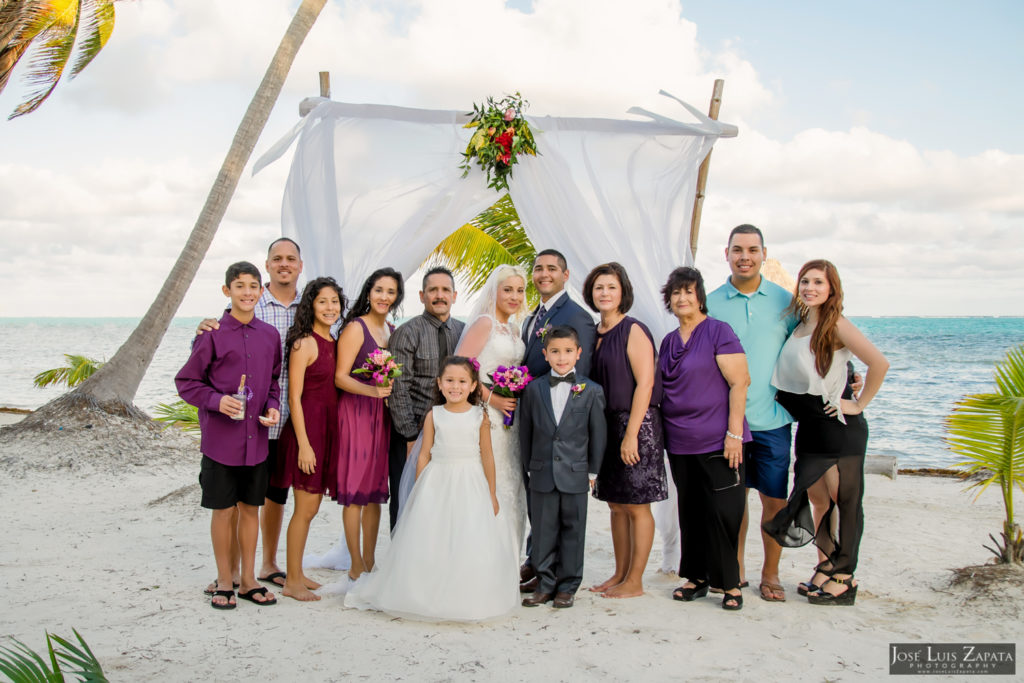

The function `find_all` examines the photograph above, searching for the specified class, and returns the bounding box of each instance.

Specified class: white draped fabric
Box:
[254,93,736,332]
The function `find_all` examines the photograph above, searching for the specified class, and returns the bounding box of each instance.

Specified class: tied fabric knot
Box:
[549,372,575,387]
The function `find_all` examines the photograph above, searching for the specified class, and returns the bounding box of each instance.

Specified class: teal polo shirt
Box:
[707,277,797,432]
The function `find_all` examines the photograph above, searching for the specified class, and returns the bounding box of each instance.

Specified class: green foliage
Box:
[947,344,1024,563]
[426,194,539,308]
[152,399,199,433]
[0,628,107,682]
[32,354,103,389]
[0,0,117,119]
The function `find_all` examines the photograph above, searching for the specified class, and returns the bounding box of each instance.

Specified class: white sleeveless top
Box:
[429,405,484,463]
[772,333,852,424]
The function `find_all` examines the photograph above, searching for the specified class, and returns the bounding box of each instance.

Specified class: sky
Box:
[0,0,1021,318]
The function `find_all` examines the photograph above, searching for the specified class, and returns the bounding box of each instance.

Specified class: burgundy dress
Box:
[591,316,668,505]
[273,332,338,496]
[333,318,393,506]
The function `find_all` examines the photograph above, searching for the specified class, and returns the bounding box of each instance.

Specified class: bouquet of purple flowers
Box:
[488,364,532,429]
[353,349,403,386]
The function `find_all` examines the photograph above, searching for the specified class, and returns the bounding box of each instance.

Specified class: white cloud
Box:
[1,0,1021,318]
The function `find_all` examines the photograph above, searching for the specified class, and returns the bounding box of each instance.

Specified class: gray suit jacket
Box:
[519,374,606,495]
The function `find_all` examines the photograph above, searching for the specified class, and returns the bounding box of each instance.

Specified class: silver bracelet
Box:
[725,430,743,441]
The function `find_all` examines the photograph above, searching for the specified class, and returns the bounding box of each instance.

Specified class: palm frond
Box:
[152,399,200,433]
[10,0,80,118]
[68,0,112,80]
[425,194,539,306]
[48,629,107,682]
[947,344,1024,561]
[0,0,47,93]
[33,354,103,388]
[0,635,59,682]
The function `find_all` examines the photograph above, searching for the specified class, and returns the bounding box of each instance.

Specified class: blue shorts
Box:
[744,424,792,499]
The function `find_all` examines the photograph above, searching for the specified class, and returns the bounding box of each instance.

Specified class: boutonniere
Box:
[570,382,586,399]
[535,322,552,340]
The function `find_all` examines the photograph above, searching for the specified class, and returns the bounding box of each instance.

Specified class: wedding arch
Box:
[254,89,737,330]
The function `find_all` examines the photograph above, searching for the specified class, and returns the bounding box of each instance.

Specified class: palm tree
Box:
[0,0,116,118]
[946,344,1024,564]
[425,194,540,307]
[6,0,328,435]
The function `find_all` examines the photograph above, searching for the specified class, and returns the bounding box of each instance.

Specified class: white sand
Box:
[0,432,1020,682]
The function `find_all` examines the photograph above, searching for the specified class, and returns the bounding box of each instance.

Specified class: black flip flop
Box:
[238,586,277,606]
[258,571,287,587]
[204,580,240,596]
[210,589,236,610]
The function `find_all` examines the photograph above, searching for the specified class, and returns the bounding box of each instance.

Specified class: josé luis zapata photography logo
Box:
[889,643,1015,675]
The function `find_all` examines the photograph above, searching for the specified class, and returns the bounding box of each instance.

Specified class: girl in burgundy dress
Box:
[273,277,346,602]
[334,268,404,581]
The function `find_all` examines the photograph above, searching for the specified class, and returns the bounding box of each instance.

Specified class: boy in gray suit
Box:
[520,326,606,608]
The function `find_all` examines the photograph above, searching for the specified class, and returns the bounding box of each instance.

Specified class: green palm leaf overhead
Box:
[425,194,539,307]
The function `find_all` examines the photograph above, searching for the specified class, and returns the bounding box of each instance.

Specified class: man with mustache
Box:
[386,266,466,530]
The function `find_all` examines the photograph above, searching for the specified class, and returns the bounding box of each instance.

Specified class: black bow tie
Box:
[549,372,575,387]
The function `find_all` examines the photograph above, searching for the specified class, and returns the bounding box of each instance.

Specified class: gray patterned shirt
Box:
[388,312,466,440]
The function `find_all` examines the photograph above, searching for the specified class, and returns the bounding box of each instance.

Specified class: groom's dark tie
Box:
[531,305,548,339]
[549,372,575,387]
[436,321,449,361]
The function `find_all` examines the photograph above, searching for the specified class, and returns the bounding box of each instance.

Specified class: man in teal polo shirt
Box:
[707,224,796,603]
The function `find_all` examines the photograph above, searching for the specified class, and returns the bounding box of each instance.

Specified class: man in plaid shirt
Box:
[197,237,304,591]
[386,266,465,529]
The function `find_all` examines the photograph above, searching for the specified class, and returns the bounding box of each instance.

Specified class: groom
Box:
[519,249,597,590]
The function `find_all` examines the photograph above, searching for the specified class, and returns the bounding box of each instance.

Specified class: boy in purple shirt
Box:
[175,261,282,609]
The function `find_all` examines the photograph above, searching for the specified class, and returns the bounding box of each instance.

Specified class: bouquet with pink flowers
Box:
[353,349,403,386]
[488,364,533,429]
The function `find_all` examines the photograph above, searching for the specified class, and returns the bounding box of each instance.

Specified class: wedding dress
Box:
[473,314,528,559]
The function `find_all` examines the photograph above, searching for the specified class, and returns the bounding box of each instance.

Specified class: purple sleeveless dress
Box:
[273,332,339,496]
[591,316,668,504]
[333,318,393,506]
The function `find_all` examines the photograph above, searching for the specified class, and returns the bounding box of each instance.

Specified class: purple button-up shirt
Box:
[175,311,282,467]
[659,316,751,455]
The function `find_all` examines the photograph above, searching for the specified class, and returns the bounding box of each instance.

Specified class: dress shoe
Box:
[520,563,536,582]
[522,592,554,607]
[553,592,575,608]
[519,576,540,593]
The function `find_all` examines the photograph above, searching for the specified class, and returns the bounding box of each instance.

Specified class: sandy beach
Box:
[0,415,1020,682]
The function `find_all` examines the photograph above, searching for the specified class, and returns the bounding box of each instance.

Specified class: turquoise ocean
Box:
[1,317,1021,468]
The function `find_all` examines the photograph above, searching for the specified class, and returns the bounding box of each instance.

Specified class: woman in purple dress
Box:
[274,277,345,602]
[334,267,404,581]
[658,267,751,611]
[583,263,667,599]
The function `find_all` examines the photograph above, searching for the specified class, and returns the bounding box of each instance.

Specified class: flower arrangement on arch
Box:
[460,93,538,192]
[488,364,533,429]
[353,349,403,386]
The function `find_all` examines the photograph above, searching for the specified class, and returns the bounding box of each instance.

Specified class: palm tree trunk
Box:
[12,0,328,430]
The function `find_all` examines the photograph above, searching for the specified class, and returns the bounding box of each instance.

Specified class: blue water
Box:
[1,316,1021,467]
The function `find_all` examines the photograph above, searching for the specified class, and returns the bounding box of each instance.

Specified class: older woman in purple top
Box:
[583,262,667,600]
[658,267,751,611]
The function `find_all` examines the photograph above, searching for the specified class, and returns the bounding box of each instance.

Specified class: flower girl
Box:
[344,356,520,621]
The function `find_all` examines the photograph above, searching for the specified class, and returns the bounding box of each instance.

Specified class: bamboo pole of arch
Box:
[688,78,725,261]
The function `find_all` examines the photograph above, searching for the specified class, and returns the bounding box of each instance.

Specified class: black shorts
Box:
[199,455,269,510]
[264,439,289,506]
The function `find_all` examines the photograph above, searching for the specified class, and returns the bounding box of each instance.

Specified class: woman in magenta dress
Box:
[583,262,667,599]
[273,277,345,602]
[334,267,404,580]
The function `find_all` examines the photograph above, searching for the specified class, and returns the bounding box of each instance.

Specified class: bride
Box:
[455,264,529,560]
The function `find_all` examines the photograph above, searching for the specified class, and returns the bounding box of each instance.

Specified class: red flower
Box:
[496,128,514,153]
[499,152,511,165]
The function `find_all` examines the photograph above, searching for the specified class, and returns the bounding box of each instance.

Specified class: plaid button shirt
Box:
[388,312,465,440]
[255,288,302,440]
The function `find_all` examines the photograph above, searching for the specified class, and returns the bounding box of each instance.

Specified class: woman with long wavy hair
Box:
[763,260,888,605]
